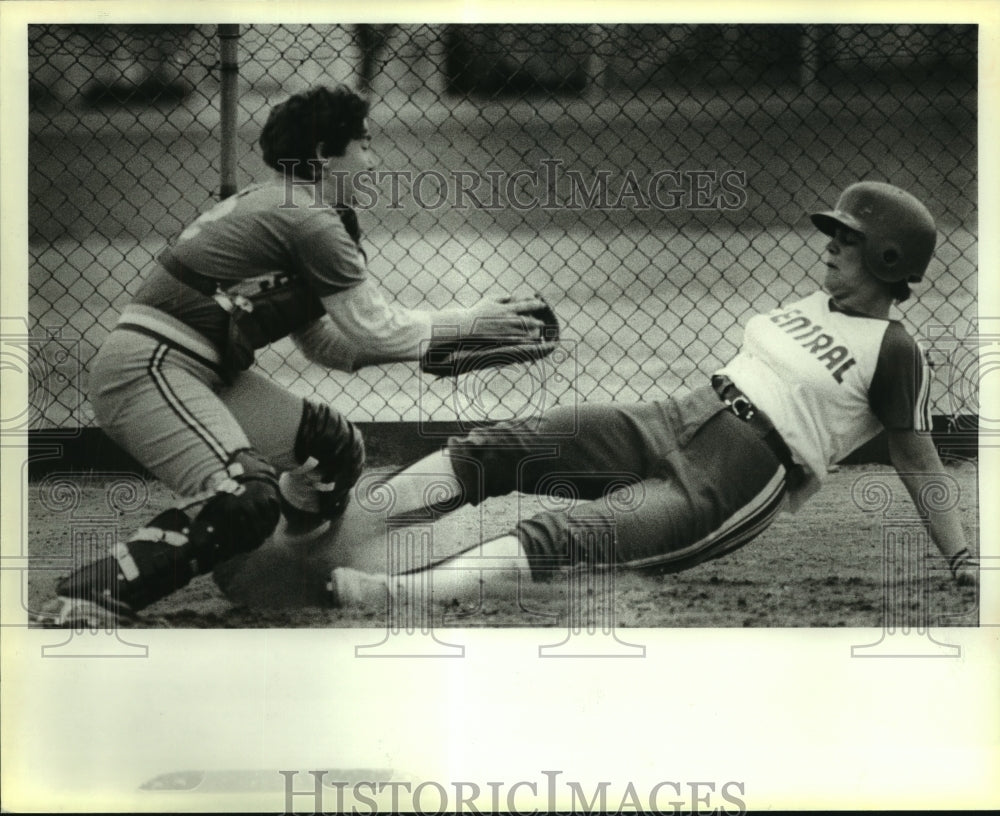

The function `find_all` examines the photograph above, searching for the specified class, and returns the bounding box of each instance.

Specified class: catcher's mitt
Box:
[420,297,561,378]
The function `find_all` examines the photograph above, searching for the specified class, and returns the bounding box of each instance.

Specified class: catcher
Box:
[35,84,555,627]
[220,181,978,610]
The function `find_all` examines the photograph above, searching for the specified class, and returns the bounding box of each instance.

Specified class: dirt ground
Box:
[24,459,979,629]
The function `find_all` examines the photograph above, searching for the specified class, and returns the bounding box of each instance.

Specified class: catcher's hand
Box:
[421,295,561,377]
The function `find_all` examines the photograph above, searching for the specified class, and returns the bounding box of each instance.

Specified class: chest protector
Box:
[160,207,363,376]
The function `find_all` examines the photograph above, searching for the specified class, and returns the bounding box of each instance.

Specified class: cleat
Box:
[31,595,134,629]
[328,567,394,608]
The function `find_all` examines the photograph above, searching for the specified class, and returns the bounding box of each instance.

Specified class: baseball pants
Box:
[88,325,305,497]
[445,385,790,576]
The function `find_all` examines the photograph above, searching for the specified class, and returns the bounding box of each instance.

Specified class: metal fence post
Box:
[799,25,824,95]
[218,24,240,200]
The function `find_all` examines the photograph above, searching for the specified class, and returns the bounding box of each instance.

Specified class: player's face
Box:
[323,120,377,206]
[822,226,870,302]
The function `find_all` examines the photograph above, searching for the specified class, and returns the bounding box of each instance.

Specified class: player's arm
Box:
[292,281,546,371]
[290,210,546,371]
[871,323,976,587]
[886,429,976,587]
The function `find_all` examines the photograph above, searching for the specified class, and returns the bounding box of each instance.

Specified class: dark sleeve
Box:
[868,322,932,431]
[292,209,368,297]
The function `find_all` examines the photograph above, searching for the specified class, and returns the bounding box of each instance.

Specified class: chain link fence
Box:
[27,23,977,429]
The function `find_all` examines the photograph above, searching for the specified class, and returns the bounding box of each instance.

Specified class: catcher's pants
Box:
[89,316,305,496]
[445,385,789,575]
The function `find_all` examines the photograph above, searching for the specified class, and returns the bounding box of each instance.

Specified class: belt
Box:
[710,375,806,490]
[160,258,259,315]
[159,256,230,297]
[115,304,225,373]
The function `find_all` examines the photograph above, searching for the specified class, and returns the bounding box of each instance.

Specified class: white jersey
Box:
[718,290,932,506]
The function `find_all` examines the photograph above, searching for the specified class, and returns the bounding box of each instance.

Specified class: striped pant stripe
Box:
[914,353,933,431]
[147,343,230,468]
[624,466,788,572]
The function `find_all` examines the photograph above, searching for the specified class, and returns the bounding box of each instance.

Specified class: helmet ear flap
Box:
[881,244,901,266]
[866,238,907,282]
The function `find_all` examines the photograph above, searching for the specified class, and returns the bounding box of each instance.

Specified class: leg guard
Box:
[187,449,282,568]
[55,507,195,616]
[55,451,280,614]
[279,400,365,528]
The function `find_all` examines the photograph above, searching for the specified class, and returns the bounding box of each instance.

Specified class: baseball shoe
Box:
[328,567,395,608]
[31,595,134,629]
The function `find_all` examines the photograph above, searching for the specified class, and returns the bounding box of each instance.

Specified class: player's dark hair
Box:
[888,279,911,303]
[259,85,370,181]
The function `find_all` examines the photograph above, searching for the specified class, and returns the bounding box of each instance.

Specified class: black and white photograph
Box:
[2,2,997,812]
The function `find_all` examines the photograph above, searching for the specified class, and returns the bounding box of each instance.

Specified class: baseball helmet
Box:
[810,181,936,283]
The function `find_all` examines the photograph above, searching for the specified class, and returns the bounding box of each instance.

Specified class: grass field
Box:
[25,459,979,629]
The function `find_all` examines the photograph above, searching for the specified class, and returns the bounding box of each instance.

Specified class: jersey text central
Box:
[770,308,857,383]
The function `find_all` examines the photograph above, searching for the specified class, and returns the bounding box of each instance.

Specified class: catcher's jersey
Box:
[718,290,931,496]
[133,181,366,348]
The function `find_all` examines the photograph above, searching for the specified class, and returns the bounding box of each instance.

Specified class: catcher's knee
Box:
[188,449,282,566]
[280,400,366,524]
